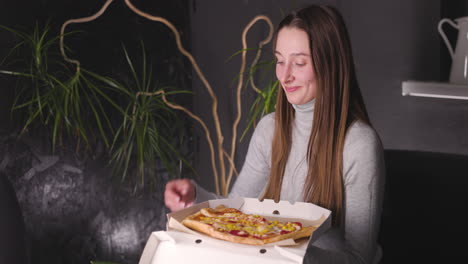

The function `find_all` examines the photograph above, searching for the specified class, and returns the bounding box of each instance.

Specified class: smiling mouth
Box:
[285,86,300,93]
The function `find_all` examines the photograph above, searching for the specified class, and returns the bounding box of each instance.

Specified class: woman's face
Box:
[275,27,317,105]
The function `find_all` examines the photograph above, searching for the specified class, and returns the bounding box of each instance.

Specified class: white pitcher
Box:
[438,16,468,84]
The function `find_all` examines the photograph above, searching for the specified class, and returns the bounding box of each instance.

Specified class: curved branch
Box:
[223,149,239,179]
[58,0,272,197]
[226,15,274,195]
[136,91,221,196]
[249,17,274,94]
[125,0,226,196]
[60,0,115,74]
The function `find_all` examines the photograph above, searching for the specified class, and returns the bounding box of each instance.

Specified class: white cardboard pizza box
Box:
[138,198,331,264]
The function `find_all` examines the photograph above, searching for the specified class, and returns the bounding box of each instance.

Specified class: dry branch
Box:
[58,0,274,197]
[135,91,220,195]
[59,0,115,74]
[226,15,274,194]
[124,0,227,195]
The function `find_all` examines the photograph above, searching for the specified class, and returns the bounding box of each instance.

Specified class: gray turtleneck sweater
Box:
[195,99,385,264]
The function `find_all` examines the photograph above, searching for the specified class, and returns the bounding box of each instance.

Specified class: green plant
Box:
[108,44,193,187]
[240,59,278,141]
[228,49,278,141]
[0,23,117,151]
[3,3,276,196]
[0,24,193,189]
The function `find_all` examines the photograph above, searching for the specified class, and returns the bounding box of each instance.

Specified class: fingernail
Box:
[186,201,194,208]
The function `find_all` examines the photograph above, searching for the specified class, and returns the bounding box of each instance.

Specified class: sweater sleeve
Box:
[304,121,385,264]
[194,113,274,203]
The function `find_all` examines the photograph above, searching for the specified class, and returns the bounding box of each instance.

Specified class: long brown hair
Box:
[261,5,370,226]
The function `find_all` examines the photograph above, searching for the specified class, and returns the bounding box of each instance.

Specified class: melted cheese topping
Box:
[195,210,302,239]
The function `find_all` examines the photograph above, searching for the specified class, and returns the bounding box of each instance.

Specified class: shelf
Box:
[402,81,468,100]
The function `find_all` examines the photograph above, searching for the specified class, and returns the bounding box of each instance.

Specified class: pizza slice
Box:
[181,205,316,245]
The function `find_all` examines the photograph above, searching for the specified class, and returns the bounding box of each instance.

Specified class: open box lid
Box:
[139,230,312,264]
[138,198,331,264]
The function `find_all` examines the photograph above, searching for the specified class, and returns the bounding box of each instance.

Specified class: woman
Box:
[165,5,385,264]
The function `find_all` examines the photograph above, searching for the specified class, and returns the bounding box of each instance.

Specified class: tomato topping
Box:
[229,230,248,237]
[293,222,302,228]
[280,230,291,235]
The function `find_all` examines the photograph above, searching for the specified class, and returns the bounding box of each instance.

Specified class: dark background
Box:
[1,0,468,263]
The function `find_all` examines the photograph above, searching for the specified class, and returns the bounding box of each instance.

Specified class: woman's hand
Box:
[164,179,196,212]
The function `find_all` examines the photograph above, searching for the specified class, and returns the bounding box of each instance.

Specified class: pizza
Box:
[181,205,316,245]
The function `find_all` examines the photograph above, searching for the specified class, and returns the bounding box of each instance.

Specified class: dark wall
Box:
[190,0,468,192]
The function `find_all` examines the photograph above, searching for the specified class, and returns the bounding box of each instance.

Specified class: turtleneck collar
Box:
[292,99,315,124]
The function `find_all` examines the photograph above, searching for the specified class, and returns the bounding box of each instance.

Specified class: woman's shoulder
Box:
[343,120,385,183]
[249,112,276,144]
[258,112,276,127]
[252,112,276,134]
[344,120,383,155]
[346,120,380,142]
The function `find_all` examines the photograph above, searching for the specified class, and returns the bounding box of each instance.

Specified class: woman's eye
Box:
[295,62,306,66]
[276,61,284,65]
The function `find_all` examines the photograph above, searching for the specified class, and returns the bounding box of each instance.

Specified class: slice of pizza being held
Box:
[181,205,317,245]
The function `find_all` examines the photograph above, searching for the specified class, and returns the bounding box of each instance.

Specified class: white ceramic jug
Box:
[438,16,468,84]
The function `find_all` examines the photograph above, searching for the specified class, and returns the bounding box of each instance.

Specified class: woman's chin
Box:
[287,97,304,105]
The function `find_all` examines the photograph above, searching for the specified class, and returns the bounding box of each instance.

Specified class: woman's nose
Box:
[283,65,293,84]
[278,64,293,84]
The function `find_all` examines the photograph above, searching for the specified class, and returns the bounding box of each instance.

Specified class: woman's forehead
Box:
[275,27,310,56]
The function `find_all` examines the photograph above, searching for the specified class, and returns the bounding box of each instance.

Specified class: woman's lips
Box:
[285,86,300,93]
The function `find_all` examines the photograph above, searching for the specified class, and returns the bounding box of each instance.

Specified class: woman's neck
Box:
[292,99,315,123]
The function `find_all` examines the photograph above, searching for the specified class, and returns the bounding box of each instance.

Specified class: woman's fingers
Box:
[164,179,195,212]
[164,181,183,211]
